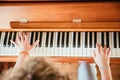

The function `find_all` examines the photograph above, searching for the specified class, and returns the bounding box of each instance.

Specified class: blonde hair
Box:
[1,57,70,80]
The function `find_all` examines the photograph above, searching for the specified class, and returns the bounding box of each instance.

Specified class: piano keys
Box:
[0,31,120,57]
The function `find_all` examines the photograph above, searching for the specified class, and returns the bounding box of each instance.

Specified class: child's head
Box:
[2,57,70,80]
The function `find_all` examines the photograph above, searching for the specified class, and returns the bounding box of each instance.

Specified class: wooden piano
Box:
[0,0,120,80]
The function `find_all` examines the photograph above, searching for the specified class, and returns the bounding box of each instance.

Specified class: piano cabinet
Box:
[0,1,120,29]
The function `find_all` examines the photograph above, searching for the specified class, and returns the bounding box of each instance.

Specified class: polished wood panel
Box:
[10,21,120,31]
[0,0,119,2]
[96,64,120,80]
[0,56,120,64]
[0,2,120,28]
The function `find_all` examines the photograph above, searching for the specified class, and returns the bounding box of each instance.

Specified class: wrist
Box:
[19,51,29,55]
[99,65,111,71]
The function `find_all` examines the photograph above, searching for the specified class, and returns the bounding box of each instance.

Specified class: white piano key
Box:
[97,32,101,44]
[0,32,5,54]
[91,32,95,56]
[62,32,66,56]
[42,32,47,56]
[74,32,78,56]
[109,32,112,57]
[54,32,59,56]
[112,32,117,57]
[87,32,91,57]
[33,32,36,42]
[32,32,37,55]
[116,32,120,57]
[4,32,9,55]
[117,32,120,57]
[104,32,106,46]
[37,32,43,56]
[33,32,39,56]
[29,32,32,44]
[47,32,51,56]
[8,32,14,55]
[59,32,63,56]
[71,32,75,56]
[82,32,87,57]
[13,32,19,55]
[78,32,83,57]
[5,32,10,55]
[50,32,55,56]
[32,32,39,56]
[67,32,72,56]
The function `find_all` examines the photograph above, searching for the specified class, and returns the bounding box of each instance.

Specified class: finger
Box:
[107,48,111,55]
[17,32,21,41]
[10,40,19,47]
[104,45,107,54]
[22,32,25,42]
[33,40,39,47]
[100,44,103,54]
[96,43,100,54]
[25,32,29,42]
[19,32,23,43]
[16,36,21,45]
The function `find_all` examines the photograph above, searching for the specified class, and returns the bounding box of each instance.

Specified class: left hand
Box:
[10,32,39,53]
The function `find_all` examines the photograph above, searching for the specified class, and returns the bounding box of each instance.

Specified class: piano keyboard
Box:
[0,32,120,57]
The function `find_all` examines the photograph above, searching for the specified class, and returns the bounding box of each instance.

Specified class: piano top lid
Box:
[0,0,120,2]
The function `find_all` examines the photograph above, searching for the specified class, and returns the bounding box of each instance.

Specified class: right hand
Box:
[93,43,111,68]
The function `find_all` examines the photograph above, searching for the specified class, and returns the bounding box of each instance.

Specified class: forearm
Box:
[99,66,112,80]
[14,51,29,69]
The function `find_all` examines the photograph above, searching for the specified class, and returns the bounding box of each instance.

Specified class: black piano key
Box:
[118,32,120,48]
[101,32,104,47]
[0,32,1,40]
[50,32,54,47]
[94,32,97,48]
[34,32,38,47]
[39,32,43,47]
[57,32,60,47]
[35,32,38,41]
[78,32,81,47]
[85,32,88,48]
[8,32,12,46]
[89,32,92,48]
[13,32,16,41]
[12,32,17,47]
[30,32,34,45]
[61,32,65,47]
[3,32,8,47]
[73,32,76,47]
[45,32,49,47]
[106,32,109,48]
[113,32,117,48]
[66,32,69,47]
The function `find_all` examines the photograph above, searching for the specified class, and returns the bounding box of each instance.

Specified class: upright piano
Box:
[0,0,120,70]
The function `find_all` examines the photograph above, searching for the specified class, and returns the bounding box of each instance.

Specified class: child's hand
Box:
[93,43,111,68]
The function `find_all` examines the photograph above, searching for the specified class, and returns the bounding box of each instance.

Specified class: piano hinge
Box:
[19,18,28,23]
[72,19,82,23]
